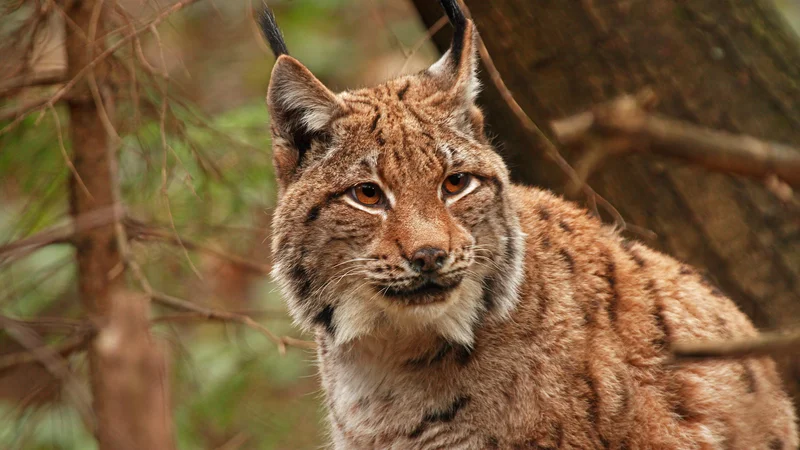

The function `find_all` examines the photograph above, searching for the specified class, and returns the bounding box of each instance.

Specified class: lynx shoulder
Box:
[260,2,798,448]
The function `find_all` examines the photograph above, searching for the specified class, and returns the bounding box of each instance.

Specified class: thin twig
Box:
[0,329,94,371]
[150,291,316,354]
[0,69,65,97]
[85,0,121,143]
[0,204,124,266]
[0,316,96,433]
[50,105,94,200]
[125,218,271,275]
[399,15,448,74]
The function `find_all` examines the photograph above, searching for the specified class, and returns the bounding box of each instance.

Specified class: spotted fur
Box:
[262,2,797,448]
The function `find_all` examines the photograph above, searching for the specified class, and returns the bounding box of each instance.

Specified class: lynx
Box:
[261,2,798,448]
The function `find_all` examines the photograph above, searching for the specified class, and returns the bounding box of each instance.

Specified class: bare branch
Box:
[0,316,96,433]
[150,291,316,354]
[0,69,65,97]
[550,93,800,188]
[672,329,800,361]
[125,218,271,275]
[0,329,93,371]
[0,204,124,266]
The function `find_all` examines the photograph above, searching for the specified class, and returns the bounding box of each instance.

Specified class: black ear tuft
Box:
[439,0,467,63]
[259,4,289,57]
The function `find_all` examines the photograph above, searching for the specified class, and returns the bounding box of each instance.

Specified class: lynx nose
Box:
[410,247,448,273]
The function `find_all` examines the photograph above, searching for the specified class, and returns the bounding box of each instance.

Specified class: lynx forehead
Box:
[261,2,797,449]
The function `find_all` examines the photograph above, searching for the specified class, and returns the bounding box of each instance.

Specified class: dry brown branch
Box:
[151,309,291,324]
[93,291,175,449]
[150,291,316,354]
[125,218,271,275]
[50,104,94,200]
[0,328,94,371]
[550,93,800,188]
[0,69,65,97]
[672,329,800,361]
[0,315,96,432]
[0,316,90,334]
[0,94,62,123]
[0,204,124,266]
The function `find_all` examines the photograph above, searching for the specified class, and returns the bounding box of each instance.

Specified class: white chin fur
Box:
[330,277,485,348]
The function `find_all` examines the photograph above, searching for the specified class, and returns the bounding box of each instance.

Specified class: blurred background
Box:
[1,0,799,448]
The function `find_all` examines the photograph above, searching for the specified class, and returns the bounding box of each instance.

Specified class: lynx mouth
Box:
[378,277,462,305]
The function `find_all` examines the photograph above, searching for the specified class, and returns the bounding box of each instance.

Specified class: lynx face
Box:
[268,23,524,346]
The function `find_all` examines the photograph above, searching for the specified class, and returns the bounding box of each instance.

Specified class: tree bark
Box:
[64,1,173,447]
[413,0,800,404]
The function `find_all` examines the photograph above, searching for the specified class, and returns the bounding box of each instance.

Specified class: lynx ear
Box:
[428,0,483,134]
[267,56,342,184]
[260,6,342,186]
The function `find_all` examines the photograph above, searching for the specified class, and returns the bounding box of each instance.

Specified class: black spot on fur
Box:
[541,235,551,250]
[604,260,619,324]
[482,277,497,312]
[408,395,471,438]
[454,343,473,366]
[313,304,336,335]
[582,370,600,425]
[559,248,575,273]
[537,208,551,221]
[290,264,312,298]
[653,301,671,348]
[376,129,386,146]
[369,112,380,132]
[558,220,572,233]
[305,205,320,223]
[486,436,500,448]
[396,82,410,100]
[769,438,784,450]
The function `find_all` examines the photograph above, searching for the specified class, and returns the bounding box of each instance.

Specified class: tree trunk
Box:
[413,0,800,404]
[64,1,172,447]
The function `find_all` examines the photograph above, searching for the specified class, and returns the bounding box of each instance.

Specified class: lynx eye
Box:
[443,173,471,195]
[350,183,384,206]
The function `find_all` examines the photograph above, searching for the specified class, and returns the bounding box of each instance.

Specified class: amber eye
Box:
[443,173,471,195]
[350,183,384,206]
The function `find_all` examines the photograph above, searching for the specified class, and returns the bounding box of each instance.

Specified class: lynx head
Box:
[262,1,524,347]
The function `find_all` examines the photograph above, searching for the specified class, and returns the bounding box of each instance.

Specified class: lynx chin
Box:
[260,1,797,448]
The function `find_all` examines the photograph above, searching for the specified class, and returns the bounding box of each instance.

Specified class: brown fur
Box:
[267,17,798,450]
